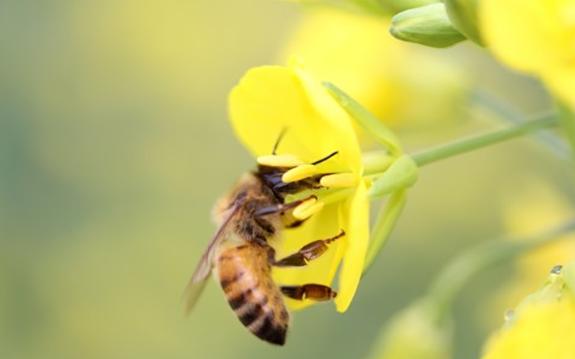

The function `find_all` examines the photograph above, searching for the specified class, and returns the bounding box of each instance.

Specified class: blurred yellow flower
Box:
[228,65,369,312]
[489,181,575,319]
[280,8,468,129]
[369,301,452,359]
[482,267,575,359]
[480,0,575,108]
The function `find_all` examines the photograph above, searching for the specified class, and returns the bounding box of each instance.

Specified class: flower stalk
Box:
[411,113,559,167]
[327,80,564,282]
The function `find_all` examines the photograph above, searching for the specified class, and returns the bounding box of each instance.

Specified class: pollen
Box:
[292,197,324,220]
[320,173,357,188]
[281,164,318,183]
[256,154,304,168]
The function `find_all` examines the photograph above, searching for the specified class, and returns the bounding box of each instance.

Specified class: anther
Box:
[292,198,324,220]
[281,164,318,183]
[257,154,304,168]
[292,196,316,216]
[319,173,357,188]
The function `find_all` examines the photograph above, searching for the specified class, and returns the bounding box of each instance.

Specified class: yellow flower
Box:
[482,267,575,359]
[487,181,575,326]
[228,65,369,312]
[280,8,468,129]
[480,0,575,108]
[369,301,452,359]
[504,182,575,281]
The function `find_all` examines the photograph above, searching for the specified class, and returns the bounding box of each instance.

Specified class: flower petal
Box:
[482,299,575,359]
[334,180,370,312]
[480,0,575,74]
[544,67,575,109]
[229,66,362,174]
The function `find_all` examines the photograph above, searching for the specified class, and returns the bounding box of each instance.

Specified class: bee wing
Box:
[183,205,239,315]
[182,277,209,316]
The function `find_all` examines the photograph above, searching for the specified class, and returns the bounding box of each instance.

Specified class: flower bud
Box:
[390,3,466,48]
[369,301,452,359]
[369,154,418,198]
[443,0,483,44]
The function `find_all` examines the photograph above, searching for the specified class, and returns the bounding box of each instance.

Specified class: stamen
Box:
[319,188,354,206]
[292,196,316,215]
[281,164,318,183]
[293,200,325,220]
[272,127,288,155]
[320,173,357,188]
[311,151,338,165]
[257,154,304,168]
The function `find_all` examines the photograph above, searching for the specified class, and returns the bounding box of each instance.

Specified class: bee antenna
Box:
[272,127,288,155]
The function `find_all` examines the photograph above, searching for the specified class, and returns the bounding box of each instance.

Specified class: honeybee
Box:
[184,134,344,345]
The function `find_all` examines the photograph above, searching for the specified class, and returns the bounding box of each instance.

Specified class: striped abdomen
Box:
[216,244,289,345]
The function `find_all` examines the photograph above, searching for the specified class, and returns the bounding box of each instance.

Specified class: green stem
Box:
[363,190,407,275]
[471,89,570,159]
[411,113,559,167]
[428,219,575,323]
[559,102,575,154]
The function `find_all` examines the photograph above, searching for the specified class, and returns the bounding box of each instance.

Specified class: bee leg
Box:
[254,195,317,217]
[280,284,337,301]
[272,230,345,267]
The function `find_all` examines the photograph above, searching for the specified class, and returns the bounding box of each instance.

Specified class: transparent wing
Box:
[183,205,239,315]
[182,277,209,316]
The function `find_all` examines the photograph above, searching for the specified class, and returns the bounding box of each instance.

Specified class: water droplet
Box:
[551,265,563,275]
[504,309,515,323]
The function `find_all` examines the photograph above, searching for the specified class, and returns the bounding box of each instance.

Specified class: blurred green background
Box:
[1,1,573,358]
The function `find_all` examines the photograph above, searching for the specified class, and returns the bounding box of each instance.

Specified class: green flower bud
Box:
[369,301,452,359]
[369,154,418,198]
[390,3,466,48]
[443,0,483,44]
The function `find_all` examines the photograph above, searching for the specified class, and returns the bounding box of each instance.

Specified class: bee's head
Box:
[254,130,339,200]
[254,154,333,200]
